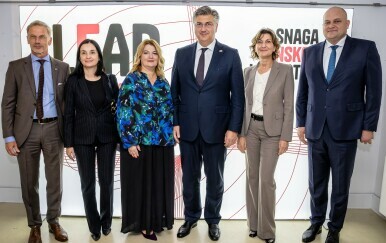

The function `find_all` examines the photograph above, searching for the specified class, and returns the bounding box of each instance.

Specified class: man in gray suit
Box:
[1,20,69,243]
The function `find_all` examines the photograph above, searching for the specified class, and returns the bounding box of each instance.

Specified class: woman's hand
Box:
[237,136,246,153]
[278,140,289,155]
[128,145,141,158]
[66,147,76,161]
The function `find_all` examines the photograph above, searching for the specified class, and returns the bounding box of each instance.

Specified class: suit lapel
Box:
[330,36,351,84]
[78,76,96,112]
[23,55,37,98]
[50,57,59,100]
[188,43,199,89]
[201,41,222,88]
[246,65,258,104]
[103,74,112,102]
[263,61,279,98]
[317,42,327,85]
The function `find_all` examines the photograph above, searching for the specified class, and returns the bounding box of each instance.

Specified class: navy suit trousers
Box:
[307,123,357,231]
[180,133,226,224]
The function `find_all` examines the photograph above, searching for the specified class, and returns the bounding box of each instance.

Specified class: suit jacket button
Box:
[326,89,329,91]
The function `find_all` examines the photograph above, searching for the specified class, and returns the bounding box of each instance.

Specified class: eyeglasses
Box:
[194,22,214,28]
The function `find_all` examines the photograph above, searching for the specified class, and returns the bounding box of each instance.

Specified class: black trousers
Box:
[180,133,226,224]
[74,141,116,234]
[307,123,357,231]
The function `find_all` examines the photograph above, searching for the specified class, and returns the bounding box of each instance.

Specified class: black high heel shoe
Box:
[141,231,157,241]
[249,230,257,238]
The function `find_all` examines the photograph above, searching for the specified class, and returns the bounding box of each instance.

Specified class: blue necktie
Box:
[326,45,338,83]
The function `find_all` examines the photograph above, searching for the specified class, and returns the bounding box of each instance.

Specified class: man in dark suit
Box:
[1,20,70,243]
[171,5,244,241]
[296,7,382,243]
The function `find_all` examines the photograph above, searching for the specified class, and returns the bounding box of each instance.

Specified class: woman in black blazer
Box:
[64,39,119,241]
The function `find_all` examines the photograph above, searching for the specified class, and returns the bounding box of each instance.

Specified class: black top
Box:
[85,77,105,111]
[64,73,119,147]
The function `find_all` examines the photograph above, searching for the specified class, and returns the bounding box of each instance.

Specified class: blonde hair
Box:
[130,39,165,79]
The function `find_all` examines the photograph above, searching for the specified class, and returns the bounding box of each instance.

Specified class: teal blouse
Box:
[116,71,174,149]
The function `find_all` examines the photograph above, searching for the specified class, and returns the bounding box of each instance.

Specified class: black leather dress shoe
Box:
[325,230,339,243]
[176,221,197,238]
[302,224,322,242]
[265,238,275,243]
[208,224,220,241]
[102,227,111,236]
[91,233,101,241]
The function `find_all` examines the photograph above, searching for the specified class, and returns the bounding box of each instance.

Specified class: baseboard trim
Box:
[0,187,22,202]
[0,189,382,215]
[348,193,381,212]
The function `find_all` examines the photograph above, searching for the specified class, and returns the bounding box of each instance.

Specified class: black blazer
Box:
[64,73,119,147]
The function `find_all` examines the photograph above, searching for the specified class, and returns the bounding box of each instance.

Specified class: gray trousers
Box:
[245,119,279,239]
[17,121,63,227]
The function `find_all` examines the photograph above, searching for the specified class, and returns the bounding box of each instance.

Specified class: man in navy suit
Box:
[171,5,244,241]
[296,7,382,243]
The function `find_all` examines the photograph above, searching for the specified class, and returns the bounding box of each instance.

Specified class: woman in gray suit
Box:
[237,28,294,243]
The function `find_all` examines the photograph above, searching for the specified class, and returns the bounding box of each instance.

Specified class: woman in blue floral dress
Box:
[116,39,175,241]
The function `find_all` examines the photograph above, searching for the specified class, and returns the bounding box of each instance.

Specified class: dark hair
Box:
[72,39,104,77]
[193,6,219,24]
[250,28,281,60]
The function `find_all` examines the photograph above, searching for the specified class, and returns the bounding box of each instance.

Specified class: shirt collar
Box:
[197,39,216,52]
[31,54,50,63]
[325,35,347,48]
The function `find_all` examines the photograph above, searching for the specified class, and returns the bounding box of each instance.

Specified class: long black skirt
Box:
[120,145,174,234]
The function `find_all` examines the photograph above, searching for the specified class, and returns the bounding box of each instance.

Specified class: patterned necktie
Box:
[196,48,208,86]
[326,45,338,83]
[36,59,45,119]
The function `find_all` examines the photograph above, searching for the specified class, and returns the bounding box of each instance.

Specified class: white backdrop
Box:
[19,4,353,219]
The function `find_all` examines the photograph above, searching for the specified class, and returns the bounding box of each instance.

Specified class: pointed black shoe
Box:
[102,227,111,236]
[265,238,275,243]
[249,230,257,238]
[208,224,220,241]
[141,231,157,241]
[177,221,197,238]
[325,230,339,243]
[91,232,101,241]
[302,224,322,242]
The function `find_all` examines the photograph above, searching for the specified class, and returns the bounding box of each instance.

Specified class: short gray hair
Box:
[193,6,219,24]
[27,20,51,37]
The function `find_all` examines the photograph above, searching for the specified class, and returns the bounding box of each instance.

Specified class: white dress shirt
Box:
[194,40,216,79]
[323,35,347,77]
[252,68,271,116]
